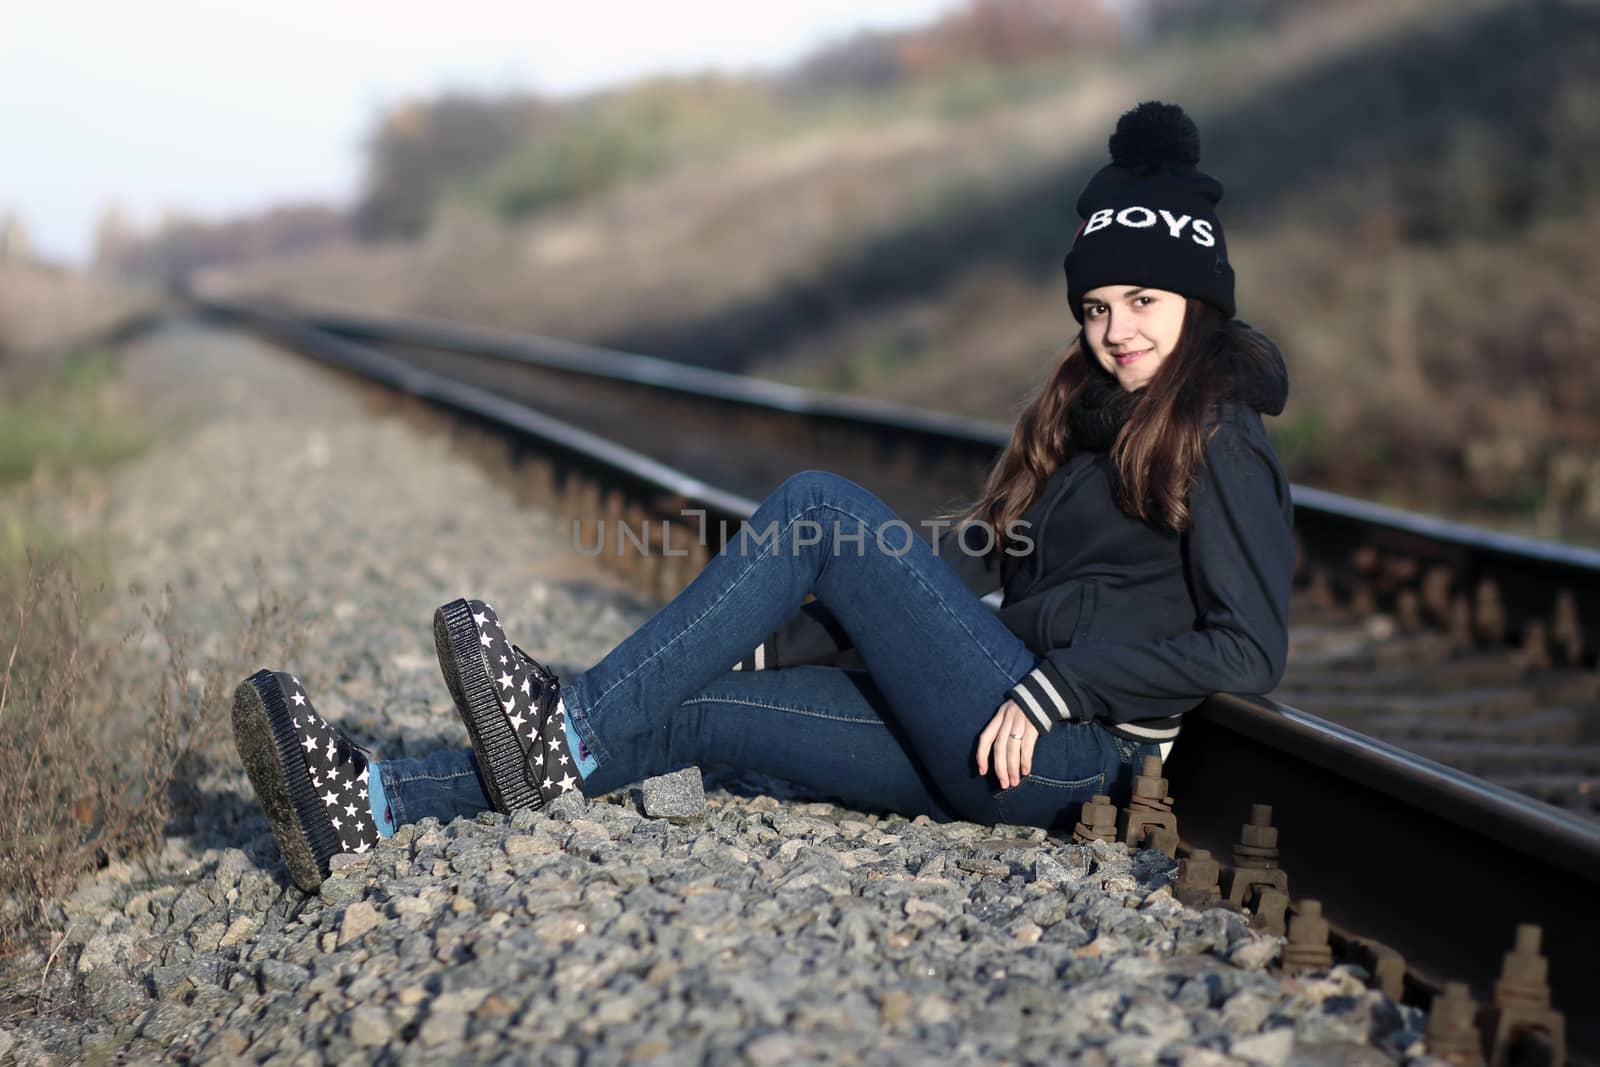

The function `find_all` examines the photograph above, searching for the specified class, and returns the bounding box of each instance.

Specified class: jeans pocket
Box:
[993,720,1116,829]
[995,769,1105,830]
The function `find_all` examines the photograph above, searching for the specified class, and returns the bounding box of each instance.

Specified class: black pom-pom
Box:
[1109,101,1200,172]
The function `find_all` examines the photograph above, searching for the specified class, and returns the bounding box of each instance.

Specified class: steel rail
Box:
[1166,695,1600,1024]
[200,295,1599,1057]
[197,300,761,523]
[290,301,1600,568]
[286,302,1013,452]
[296,300,1600,663]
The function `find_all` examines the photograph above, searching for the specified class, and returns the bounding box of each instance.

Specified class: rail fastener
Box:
[1119,754,1180,858]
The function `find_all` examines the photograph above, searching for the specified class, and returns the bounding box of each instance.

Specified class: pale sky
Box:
[0,1,960,264]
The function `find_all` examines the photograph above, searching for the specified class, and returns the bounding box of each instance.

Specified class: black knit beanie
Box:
[1063,101,1234,322]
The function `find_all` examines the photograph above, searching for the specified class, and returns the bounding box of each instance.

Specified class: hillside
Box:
[196,0,1600,543]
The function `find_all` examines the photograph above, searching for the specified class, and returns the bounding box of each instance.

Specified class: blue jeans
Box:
[375,748,495,828]
[382,471,1158,829]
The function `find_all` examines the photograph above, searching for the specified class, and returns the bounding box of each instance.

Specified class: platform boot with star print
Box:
[232,669,381,892]
[433,598,581,813]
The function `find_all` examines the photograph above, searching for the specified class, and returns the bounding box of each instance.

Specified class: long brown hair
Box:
[954,299,1280,539]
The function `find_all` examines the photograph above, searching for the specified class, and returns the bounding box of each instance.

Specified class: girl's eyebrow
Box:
[1082,287,1147,307]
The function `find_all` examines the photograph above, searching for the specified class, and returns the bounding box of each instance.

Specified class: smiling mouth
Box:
[1113,349,1151,365]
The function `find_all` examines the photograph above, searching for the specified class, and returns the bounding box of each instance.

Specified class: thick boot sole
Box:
[433,598,541,814]
[232,670,332,893]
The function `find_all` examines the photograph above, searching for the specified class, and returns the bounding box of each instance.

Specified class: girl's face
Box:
[1080,285,1187,392]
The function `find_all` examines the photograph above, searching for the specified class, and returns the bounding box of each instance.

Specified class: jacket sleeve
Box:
[1007,417,1294,732]
[732,517,1005,670]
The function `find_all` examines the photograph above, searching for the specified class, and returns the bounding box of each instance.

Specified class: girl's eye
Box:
[1085,305,1105,318]
[1135,296,1154,307]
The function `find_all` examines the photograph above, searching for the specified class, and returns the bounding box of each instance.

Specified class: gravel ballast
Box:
[0,324,1431,1065]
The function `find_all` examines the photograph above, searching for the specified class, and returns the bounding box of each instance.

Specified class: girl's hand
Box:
[977,699,1037,790]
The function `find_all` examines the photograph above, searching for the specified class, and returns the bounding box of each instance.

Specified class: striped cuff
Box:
[730,641,772,672]
[1007,667,1073,734]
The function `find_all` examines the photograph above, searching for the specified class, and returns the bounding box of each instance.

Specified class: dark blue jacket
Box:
[741,349,1295,744]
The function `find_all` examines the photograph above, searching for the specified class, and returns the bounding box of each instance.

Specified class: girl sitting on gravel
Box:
[233,101,1295,892]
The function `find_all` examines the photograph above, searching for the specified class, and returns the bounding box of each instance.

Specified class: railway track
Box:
[192,296,1599,1064]
[236,301,1600,823]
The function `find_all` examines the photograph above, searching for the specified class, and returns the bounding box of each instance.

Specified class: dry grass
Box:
[0,556,141,953]
[1237,201,1600,540]
[0,280,305,967]
[0,554,305,956]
